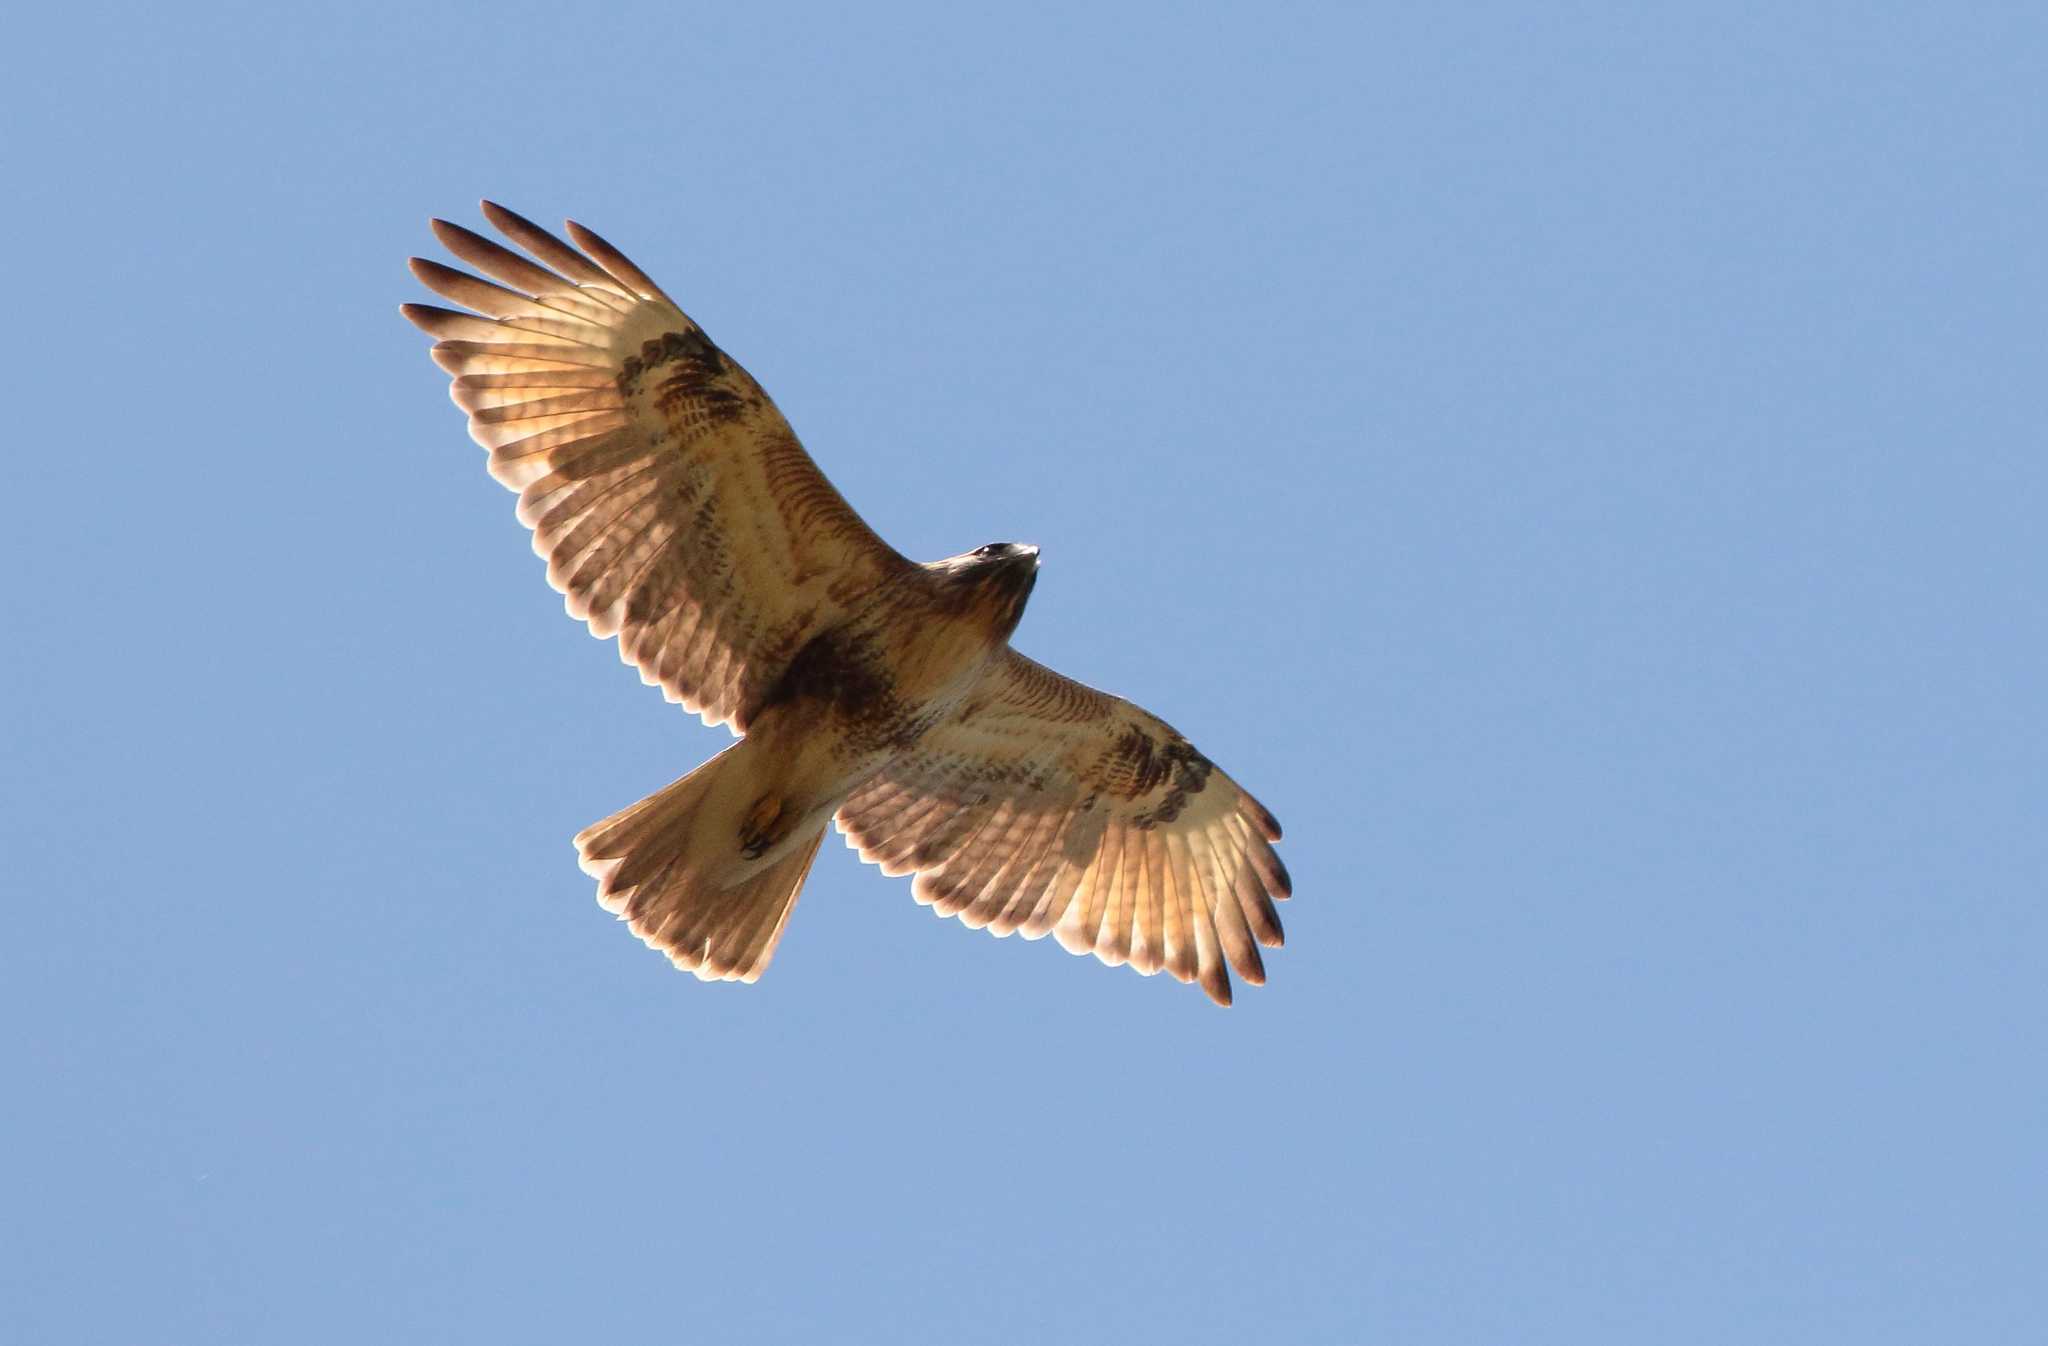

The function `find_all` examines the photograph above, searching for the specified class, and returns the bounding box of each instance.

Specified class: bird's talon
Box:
[739,794,787,859]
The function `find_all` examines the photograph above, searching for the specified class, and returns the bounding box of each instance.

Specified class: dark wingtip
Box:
[1247,838,1292,902]
[480,200,550,239]
[479,199,527,232]
[1253,901,1286,946]
[430,217,474,248]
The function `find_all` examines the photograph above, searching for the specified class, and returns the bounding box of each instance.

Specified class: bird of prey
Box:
[401,204,1291,1004]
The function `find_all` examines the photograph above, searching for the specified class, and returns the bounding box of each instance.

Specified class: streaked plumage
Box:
[403,203,1290,1004]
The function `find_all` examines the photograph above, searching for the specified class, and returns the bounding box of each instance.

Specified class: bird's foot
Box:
[738,794,788,860]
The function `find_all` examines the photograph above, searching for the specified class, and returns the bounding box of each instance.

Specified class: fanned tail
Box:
[575,748,825,983]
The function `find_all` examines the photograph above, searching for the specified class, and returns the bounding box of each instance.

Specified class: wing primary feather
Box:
[1246,794,1283,842]
[1158,833,1196,984]
[398,303,591,349]
[431,218,637,321]
[1222,823,1285,947]
[1097,826,1135,967]
[454,369,615,391]
[565,219,678,306]
[1127,828,1164,976]
[478,201,624,291]
[429,340,607,375]
[406,258,612,341]
[1169,831,1231,1004]
[1245,826,1293,900]
[1195,829,1265,984]
[429,218,570,295]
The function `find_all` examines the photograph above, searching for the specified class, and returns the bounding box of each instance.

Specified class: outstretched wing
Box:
[403,202,912,733]
[835,651,1289,1005]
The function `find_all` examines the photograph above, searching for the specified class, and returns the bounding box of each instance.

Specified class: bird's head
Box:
[932,541,1040,638]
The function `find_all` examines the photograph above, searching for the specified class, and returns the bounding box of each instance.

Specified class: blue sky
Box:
[5,3,2043,1341]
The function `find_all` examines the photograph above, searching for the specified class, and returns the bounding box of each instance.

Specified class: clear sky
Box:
[5,3,2043,1341]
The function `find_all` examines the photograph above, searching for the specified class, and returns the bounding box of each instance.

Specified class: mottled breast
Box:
[757,579,1004,752]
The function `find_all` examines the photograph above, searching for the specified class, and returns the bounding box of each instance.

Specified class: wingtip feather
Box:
[564,218,673,303]
[398,301,443,333]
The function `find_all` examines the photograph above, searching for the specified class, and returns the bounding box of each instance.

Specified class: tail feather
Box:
[574,749,826,983]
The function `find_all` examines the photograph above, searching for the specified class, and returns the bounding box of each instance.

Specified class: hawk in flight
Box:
[402,204,1291,1004]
